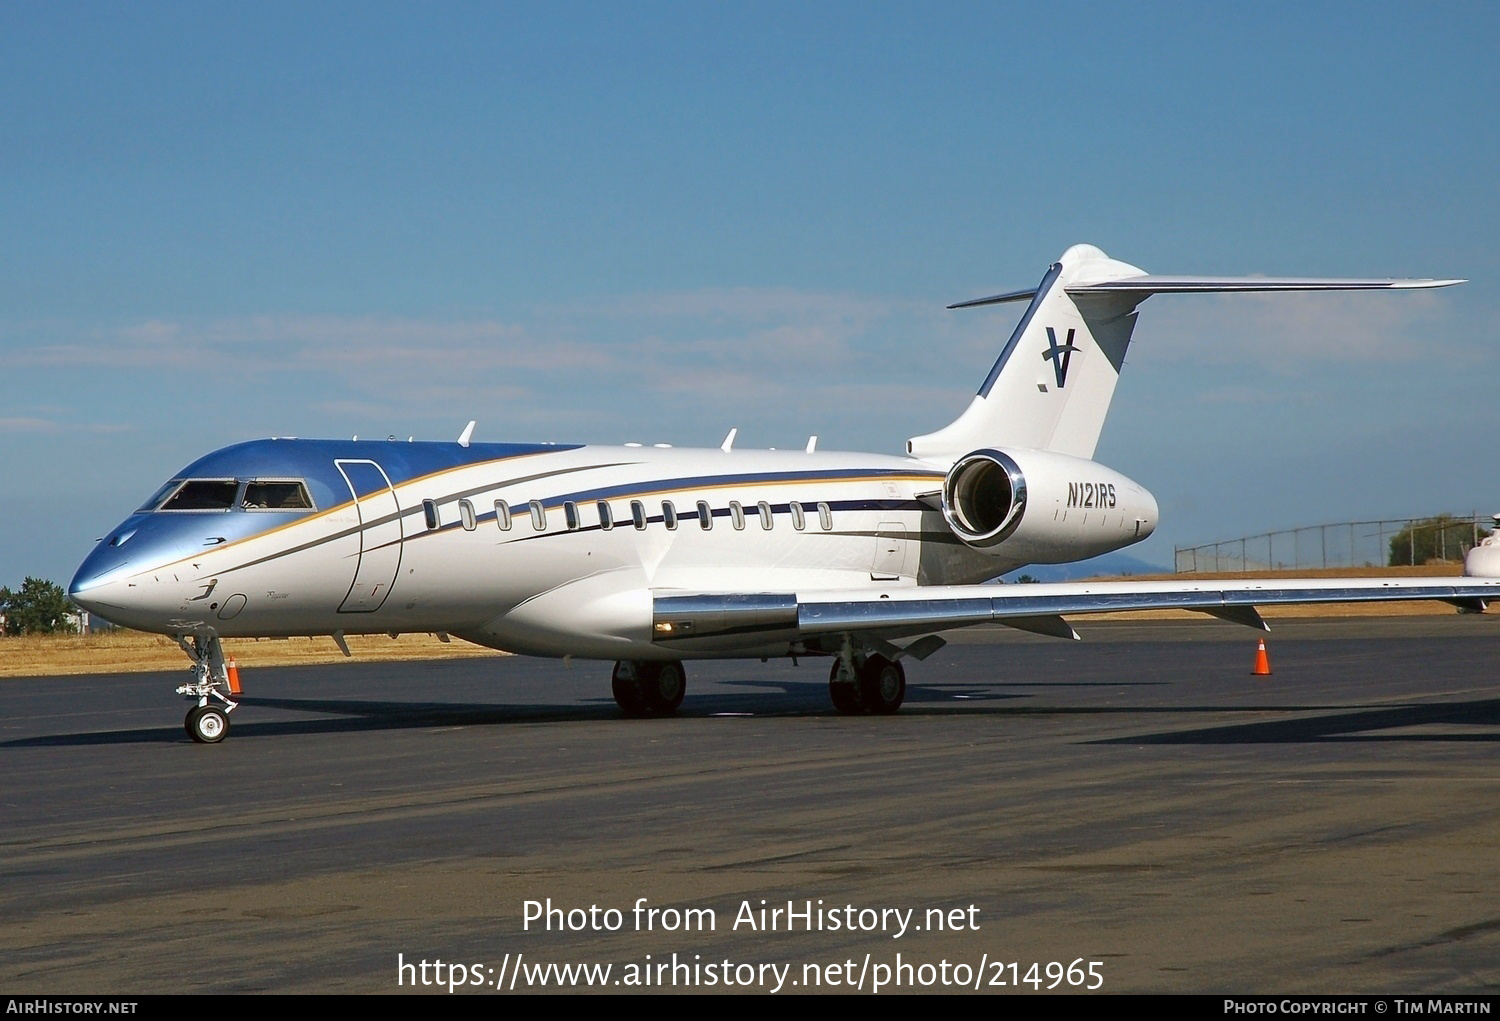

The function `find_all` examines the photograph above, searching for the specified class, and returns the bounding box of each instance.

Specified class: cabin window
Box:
[495,500,512,530]
[564,501,580,530]
[243,480,314,511]
[730,501,745,530]
[529,500,546,530]
[459,498,477,531]
[790,502,806,530]
[159,479,238,512]
[758,501,773,530]
[662,500,678,530]
[423,499,440,530]
[631,500,648,530]
[818,502,833,530]
[598,501,614,530]
[697,500,712,530]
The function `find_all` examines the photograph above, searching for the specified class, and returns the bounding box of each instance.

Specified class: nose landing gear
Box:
[174,632,238,743]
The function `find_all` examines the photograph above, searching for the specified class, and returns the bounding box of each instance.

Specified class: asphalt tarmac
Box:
[3,616,1499,994]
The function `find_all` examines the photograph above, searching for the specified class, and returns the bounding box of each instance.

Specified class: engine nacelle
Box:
[940,447,1158,563]
[942,449,1029,548]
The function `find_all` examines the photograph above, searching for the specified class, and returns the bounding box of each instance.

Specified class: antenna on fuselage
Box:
[457,420,476,448]
[720,428,737,453]
[805,435,817,453]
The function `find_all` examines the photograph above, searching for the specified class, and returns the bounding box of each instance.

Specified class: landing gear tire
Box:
[611,661,647,716]
[858,655,905,715]
[829,661,865,715]
[640,661,686,715]
[186,704,229,744]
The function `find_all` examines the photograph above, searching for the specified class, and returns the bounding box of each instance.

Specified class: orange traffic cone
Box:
[227,657,242,695]
[1252,638,1272,677]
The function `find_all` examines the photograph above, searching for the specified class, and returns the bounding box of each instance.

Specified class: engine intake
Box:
[942,449,1027,548]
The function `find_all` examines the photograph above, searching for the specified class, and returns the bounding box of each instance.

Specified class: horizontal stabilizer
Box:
[1070,275,1465,294]
[947,287,1038,309]
[949,275,1463,308]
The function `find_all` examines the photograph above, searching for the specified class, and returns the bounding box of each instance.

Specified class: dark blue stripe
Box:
[547,468,942,505]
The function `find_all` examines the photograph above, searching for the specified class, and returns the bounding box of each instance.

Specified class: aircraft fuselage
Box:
[70,437,1159,660]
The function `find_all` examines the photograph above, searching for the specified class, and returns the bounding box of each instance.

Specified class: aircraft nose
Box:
[68,535,155,625]
[69,550,129,615]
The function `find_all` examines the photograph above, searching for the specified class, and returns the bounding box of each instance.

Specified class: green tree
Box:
[2,577,77,635]
[1388,515,1490,566]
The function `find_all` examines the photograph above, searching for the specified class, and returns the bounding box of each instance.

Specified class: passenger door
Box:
[335,459,403,612]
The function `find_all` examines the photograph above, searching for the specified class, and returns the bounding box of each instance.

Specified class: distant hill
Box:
[1000,552,1170,584]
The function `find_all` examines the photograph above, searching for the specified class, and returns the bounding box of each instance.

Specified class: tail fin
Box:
[906,244,1462,464]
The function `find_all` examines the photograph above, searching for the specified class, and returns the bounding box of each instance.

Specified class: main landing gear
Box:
[611,660,687,716]
[175,632,238,743]
[828,653,906,716]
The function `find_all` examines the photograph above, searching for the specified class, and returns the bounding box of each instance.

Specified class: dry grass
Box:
[0,630,502,678]
[1,565,1479,676]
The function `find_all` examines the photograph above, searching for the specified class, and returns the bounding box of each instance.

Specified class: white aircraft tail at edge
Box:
[68,244,1495,743]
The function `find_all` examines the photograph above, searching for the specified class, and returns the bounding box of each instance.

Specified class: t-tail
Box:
[907,243,1462,465]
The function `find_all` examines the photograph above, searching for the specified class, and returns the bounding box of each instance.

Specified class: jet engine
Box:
[941,449,1027,548]
[937,447,1159,564]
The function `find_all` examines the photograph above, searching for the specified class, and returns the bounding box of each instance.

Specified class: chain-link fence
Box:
[1174,513,1495,573]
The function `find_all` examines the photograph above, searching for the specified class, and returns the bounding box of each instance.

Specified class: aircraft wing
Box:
[650,577,1500,652]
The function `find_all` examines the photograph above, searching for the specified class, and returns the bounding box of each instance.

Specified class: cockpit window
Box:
[138,480,183,513]
[242,480,314,511]
[145,478,315,512]
[158,480,239,511]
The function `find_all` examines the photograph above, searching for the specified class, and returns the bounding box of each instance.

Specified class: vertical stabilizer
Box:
[908,244,1146,464]
[908,245,1460,466]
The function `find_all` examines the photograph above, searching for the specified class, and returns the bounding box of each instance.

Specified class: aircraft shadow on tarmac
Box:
[6,684,1499,747]
[1092,697,1500,745]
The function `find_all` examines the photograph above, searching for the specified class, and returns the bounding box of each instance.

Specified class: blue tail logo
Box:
[1042,327,1078,388]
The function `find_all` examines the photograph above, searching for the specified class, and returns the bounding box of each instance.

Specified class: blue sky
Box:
[3,2,1497,584]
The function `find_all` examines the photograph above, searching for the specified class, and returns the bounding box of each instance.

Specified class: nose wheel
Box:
[174,632,239,743]
[186,704,230,743]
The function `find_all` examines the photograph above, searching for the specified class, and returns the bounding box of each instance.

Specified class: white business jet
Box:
[69,244,1500,742]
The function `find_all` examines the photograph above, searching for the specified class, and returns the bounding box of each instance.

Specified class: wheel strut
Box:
[174,632,238,743]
